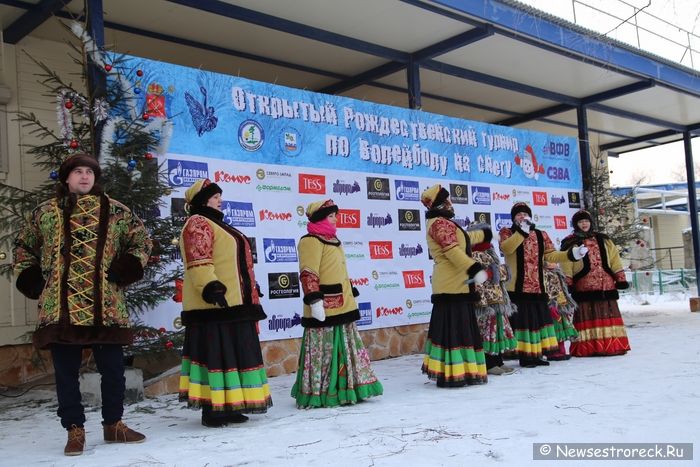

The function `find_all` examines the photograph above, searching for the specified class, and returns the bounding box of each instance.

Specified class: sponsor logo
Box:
[170,198,187,226]
[298,173,326,194]
[398,209,421,231]
[366,177,390,200]
[554,216,568,230]
[357,302,372,326]
[343,240,364,249]
[344,241,365,260]
[337,209,361,228]
[249,237,258,264]
[369,241,393,259]
[213,170,252,184]
[453,214,471,228]
[256,184,291,192]
[222,201,255,227]
[402,270,426,288]
[367,212,393,228]
[494,213,512,231]
[351,277,370,287]
[238,120,264,151]
[471,186,491,205]
[268,313,302,332]
[332,179,361,196]
[568,192,582,208]
[551,194,566,206]
[376,305,404,318]
[394,180,420,201]
[533,191,548,206]
[399,242,424,258]
[259,209,293,222]
[492,191,510,202]
[512,188,531,201]
[543,141,571,157]
[450,183,469,204]
[267,272,300,299]
[167,159,208,187]
[280,127,302,157]
[473,211,491,225]
[546,166,570,181]
[263,238,298,263]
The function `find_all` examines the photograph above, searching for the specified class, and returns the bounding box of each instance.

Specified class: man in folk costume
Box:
[178,179,272,426]
[499,202,587,368]
[421,184,492,387]
[560,209,631,356]
[13,153,152,456]
[292,199,383,407]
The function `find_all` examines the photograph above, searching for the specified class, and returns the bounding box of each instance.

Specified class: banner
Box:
[126,56,583,341]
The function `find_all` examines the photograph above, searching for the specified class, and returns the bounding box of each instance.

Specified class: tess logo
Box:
[376,306,404,317]
[213,170,252,184]
[369,241,393,259]
[402,270,426,288]
[336,209,361,228]
[259,209,293,221]
[554,216,568,229]
[533,191,548,206]
[298,173,326,194]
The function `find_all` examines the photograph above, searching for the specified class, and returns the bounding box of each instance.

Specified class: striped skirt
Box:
[508,299,559,359]
[179,320,272,414]
[422,300,487,387]
[570,299,630,357]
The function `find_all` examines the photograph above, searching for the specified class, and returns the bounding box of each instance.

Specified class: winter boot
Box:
[64,425,85,456]
[103,420,146,443]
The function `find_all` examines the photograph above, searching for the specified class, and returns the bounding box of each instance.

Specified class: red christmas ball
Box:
[165,341,174,349]
[69,139,79,149]
[158,327,166,334]
[142,113,150,121]
[105,64,112,72]
[144,152,154,160]
[64,101,73,110]
[136,69,143,77]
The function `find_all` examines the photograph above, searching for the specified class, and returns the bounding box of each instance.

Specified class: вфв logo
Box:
[263,238,298,263]
[398,209,421,231]
[533,191,548,206]
[337,209,361,228]
[471,186,491,205]
[367,213,393,228]
[450,183,469,204]
[399,243,423,258]
[369,241,393,259]
[366,177,390,200]
[238,120,264,151]
[222,201,255,227]
[299,173,326,194]
[394,180,420,201]
[167,159,208,187]
[402,270,426,288]
[332,179,361,196]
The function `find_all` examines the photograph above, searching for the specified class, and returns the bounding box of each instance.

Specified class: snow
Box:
[2,295,699,466]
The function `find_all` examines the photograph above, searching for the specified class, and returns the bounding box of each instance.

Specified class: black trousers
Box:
[50,343,125,429]
[485,353,504,369]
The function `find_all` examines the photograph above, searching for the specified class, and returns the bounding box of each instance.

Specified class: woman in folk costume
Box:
[499,202,587,368]
[421,184,492,387]
[560,209,631,357]
[469,226,518,376]
[178,179,272,427]
[543,262,578,361]
[292,199,383,408]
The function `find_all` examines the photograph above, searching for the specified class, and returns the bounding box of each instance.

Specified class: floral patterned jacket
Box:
[13,194,152,349]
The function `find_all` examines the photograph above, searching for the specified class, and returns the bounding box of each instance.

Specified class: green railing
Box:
[624,269,697,295]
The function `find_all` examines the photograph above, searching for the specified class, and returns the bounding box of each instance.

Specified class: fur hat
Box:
[58,153,101,183]
[306,199,338,222]
[185,178,222,208]
[571,209,593,229]
[421,184,449,209]
[510,202,532,220]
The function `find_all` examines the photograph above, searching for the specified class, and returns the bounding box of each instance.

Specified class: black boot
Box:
[519,358,537,368]
[533,357,550,366]
[225,412,249,424]
[201,406,228,428]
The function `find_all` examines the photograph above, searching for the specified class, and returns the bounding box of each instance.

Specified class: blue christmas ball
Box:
[127,165,135,172]
[128,159,137,168]
[134,88,141,94]
[50,170,59,180]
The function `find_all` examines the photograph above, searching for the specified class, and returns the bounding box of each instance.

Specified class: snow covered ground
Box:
[2,293,699,466]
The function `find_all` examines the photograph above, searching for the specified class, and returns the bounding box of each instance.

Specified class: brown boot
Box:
[64,425,85,456]
[103,420,146,444]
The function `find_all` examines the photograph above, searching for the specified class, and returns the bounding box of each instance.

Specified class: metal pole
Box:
[683,131,700,294]
[86,0,106,159]
[407,58,421,110]
[577,105,592,208]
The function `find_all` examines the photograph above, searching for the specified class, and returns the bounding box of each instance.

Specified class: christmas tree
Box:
[0,21,181,317]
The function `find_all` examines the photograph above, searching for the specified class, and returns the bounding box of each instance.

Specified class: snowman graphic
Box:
[514,144,545,180]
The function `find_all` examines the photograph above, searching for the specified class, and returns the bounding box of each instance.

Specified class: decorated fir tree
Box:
[0,21,181,318]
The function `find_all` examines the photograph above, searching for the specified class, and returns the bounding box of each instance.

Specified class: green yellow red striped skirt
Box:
[508,299,558,359]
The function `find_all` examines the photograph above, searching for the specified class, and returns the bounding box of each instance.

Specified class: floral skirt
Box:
[476,306,517,356]
[550,305,579,343]
[570,299,630,357]
[508,299,558,359]
[422,300,487,387]
[291,322,383,408]
[179,320,272,414]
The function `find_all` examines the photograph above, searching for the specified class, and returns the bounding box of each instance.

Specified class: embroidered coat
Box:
[179,211,265,325]
[426,217,490,302]
[499,227,576,301]
[298,234,360,327]
[560,232,627,301]
[13,194,151,349]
